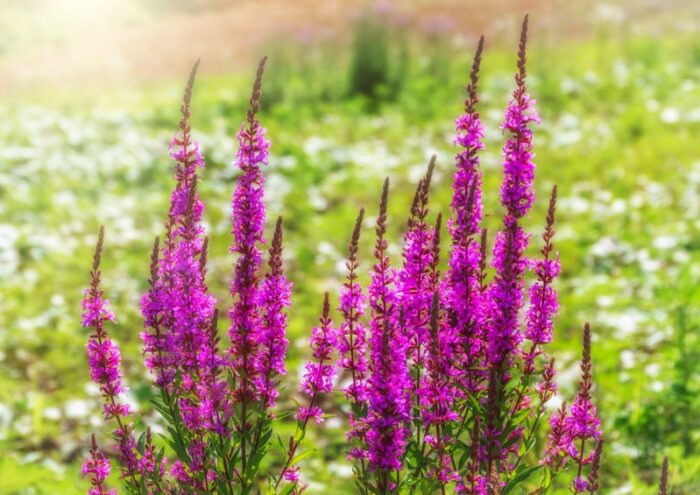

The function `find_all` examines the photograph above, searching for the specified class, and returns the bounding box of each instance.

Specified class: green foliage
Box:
[348,11,408,106]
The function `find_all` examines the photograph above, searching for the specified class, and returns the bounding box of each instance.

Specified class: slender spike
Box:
[408,156,436,227]
[209,308,220,343]
[431,212,443,276]
[423,155,436,193]
[148,236,160,285]
[269,216,284,276]
[322,291,331,320]
[247,56,268,123]
[377,178,390,238]
[180,59,200,128]
[199,236,209,278]
[92,226,105,273]
[429,291,439,338]
[350,208,365,255]
[212,307,219,331]
[517,14,529,88]
[466,35,485,111]
[583,322,592,369]
[544,184,558,238]
[587,438,603,494]
[659,456,669,495]
[478,228,488,290]
[408,179,424,229]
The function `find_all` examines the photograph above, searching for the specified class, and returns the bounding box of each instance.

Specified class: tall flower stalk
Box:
[337,208,373,484]
[366,178,410,492]
[82,434,116,495]
[82,227,143,490]
[543,323,602,493]
[483,15,541,481]
[445,34,488,401]
[228,57,269,406]
[276,293,336,492]
[255,216,292,410]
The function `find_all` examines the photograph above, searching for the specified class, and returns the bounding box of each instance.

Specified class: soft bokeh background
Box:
[2,0,700,493]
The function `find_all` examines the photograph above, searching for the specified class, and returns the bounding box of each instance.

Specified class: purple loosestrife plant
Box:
[524,186,559,373]
[366,179,411,490]
[482,17,538,476]
[543,324,602,493]
[334,15,603,495]
[397,156,437,379]
[444,36,488,399]
[81,58,326,495]
[228,57,269,409]
[82,227,148,491]
[255,216,292,411]
[337,208,373,485]
[80,15,609,495]
[83,435,117,495]
[139,60,220,492]
[275,293,337,493]
[297,293,337,425]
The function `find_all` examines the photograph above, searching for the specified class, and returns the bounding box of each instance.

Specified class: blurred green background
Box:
[2,0,700,493]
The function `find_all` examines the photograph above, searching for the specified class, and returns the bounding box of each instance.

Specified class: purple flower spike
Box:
[544,324,602,491]
[229,56,270,404]
[450,36,485,240]
[524,186,559,372]
[83,227,130,420]
[488,15,537,373]
[298,293,336,424]
[445,37,488,396]
[83,435,117,495]
[82,227,142,486]
[338,209,370,404]
[141,60,217,402]
[396,157,438,377]
[500,18,540,220]
[256,217,293,410]
[367,179,410,477]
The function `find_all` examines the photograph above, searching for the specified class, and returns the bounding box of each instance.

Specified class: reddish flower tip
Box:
[517,14,529,86]
[587,437,603,494]
[351,208,365,253]
[467,36,485,111]
[92,226,105,273]
[375,178,390,242]
[270,216,284,277]
[582,322,592,368]
[248,56,268,123]
[322,291,330,319]
[659,456,669,495]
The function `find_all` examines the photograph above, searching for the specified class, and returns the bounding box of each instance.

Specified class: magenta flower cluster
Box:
[80,15,605,495]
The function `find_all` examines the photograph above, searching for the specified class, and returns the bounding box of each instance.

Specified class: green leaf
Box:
[502,465,545,495]
[291,448,316,465]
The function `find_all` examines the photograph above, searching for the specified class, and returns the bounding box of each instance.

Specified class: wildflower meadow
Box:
[2,1,700,494]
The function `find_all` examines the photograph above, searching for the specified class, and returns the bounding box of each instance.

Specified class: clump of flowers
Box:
[82,57,308,494]
[81,15,605,495]
[328,16,603,495]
